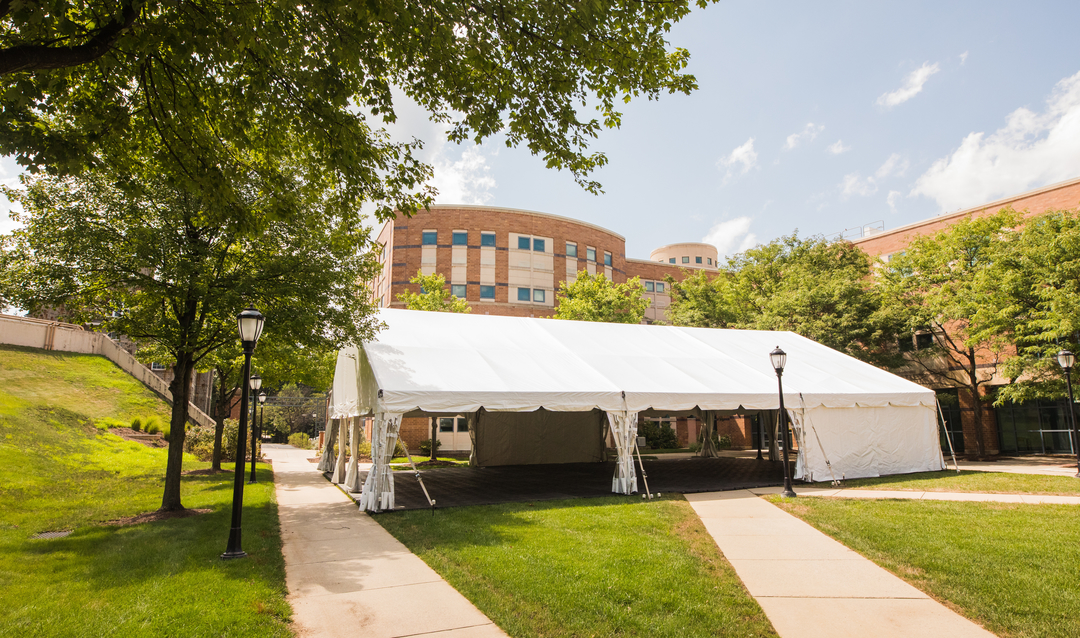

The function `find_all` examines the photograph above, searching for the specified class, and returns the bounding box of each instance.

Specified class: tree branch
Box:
[0,2,139,75]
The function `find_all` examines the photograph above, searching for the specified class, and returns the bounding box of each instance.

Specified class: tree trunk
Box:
[161,351,196,511]
[967,347,988,459]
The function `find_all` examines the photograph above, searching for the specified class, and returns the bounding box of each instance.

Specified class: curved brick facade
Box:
[371,205,697,322]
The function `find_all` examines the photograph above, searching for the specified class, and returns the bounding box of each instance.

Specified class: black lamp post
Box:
[770,346,796,498]
[1056,350,1080,478]
[222,306,264,560]
[247,374,263,484]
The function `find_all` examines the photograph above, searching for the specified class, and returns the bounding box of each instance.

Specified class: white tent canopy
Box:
[330,309,943,511]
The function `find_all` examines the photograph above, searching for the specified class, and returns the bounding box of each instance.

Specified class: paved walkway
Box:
[687,489,998,638]
[264,444,507,638]
[767,485,1080,504]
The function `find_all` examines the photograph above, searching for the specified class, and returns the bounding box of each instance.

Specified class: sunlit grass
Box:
[819,469,1080,495]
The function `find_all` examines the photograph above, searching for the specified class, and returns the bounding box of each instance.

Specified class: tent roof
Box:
[332,308,934,417]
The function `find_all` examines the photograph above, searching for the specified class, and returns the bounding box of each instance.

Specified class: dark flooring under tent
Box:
[343,456,792,512]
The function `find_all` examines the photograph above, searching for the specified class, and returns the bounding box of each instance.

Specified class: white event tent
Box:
[327,308,944,512]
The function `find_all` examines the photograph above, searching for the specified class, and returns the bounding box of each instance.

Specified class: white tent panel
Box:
[329,344,360,419]
[795,405,942,481]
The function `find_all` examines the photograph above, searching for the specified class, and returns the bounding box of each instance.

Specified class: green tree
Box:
[554,272,650,324]
[397,271,471,313]
[878,210,1022,458]
[975,210,1080,404]
[0,166,380,511]
[667,234,901,366]
[1,0,707,204]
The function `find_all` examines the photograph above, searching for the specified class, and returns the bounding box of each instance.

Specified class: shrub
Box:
[718,434,732,450]
[638,420,679,449]
[418,438,442,456]
[688,442,702,453]
[130,418,142,432]
[288,432,312,450]
[94,417,126,431]
[184,426,216,461]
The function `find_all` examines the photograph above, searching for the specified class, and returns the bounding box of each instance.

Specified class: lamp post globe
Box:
[1057,350,1080,478]
[770,347,796,498]
[222,307,265,560]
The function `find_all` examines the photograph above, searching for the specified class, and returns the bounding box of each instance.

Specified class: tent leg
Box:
[331,418,347,483]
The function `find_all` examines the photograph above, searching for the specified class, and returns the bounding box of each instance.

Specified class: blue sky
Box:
[5,1,1080,264]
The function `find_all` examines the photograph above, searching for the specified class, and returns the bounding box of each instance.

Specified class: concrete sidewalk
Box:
[761,485,1080,504]
[264,444,507,638]
[687,489,997,638]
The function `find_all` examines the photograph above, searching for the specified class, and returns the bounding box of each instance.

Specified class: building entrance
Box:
[436,416,471,452]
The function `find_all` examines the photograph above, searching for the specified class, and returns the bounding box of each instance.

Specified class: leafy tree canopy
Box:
[668,234,901,366]
[554,271,649,324]
[398,270,471,313]
[0,162,381,509]
[1,0,710,208]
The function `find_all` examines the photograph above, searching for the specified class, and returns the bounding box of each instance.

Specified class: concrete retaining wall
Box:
[0,313,215,428]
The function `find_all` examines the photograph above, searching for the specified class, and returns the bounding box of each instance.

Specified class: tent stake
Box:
[401,442,437,511]
[633,439,653,499]
[937,397,960,474]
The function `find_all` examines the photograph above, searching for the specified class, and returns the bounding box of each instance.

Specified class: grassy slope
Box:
[0,345,291,637]
[775,497,1080,638]
[378,496,778,638]
[819,470,1080,495]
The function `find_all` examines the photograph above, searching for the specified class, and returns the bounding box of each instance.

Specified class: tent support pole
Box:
[633,439,653,500]
[937,397,960,474]
[400,440,436,515]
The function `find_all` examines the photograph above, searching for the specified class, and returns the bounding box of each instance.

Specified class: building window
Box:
[451,284,466,298]
[439,417,455,432]
[682,256,690,263]
[603,251,612,267]
[695,256,702,264]
[656,282,665,293]
[517,236,531,250]
[915,332,934,350]
[422,230,437,245]
[533,289,545,303]
[566,242,578,258]
[151,362,166,371]
[533,238,545,252]
[668,257,675,264]
[587,247,596,262]
[452,231,468,245]
[479,285,495,299]
[481,232,496,247]
[644,281,655,292]
[899,336,915,353]
[707,258,713,265]
[517,287,531,301]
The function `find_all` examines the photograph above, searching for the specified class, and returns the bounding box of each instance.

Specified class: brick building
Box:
[853,175,1080,457]
[367,205,731,452]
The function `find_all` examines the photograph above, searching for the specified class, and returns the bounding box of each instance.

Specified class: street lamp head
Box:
[249,373,262,391]
[770,346,787,374]
[236,307,265,347]
[1057,350,1075,370]
[258,391,267,404]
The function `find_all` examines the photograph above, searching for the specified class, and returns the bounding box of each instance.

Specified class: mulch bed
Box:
[109,427,167,448]
[103,508,212,527]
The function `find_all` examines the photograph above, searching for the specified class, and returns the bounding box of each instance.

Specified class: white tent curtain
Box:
[331,418,348,484]
[359,412,403,512]
[607,411,638,494]
[467,411,479,467]
[344,417,363,493]
[316,418,338,472]
[698,410,719,458]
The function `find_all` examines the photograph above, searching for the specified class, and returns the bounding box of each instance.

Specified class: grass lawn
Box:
[774,496,1080,638]
[820,469,1080,495]
[377,496,778,638]
[0,345,291,637]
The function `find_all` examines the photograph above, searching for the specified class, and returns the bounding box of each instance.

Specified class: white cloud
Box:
[717,138,758,185]
[784,123,824,150]
[430,144,496,205]
[877,62,940,108]
[912,70,1080,212]
[826,140,851,154]
[703,216,758,259]
[959,51,969,65]
[887,190,903,213]
[840,173,878,198]
[0,156,24,236]
[875,153,909,179]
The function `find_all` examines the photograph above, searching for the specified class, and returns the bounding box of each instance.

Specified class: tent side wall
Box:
[475,409,606,466]
[795,404,944,481]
